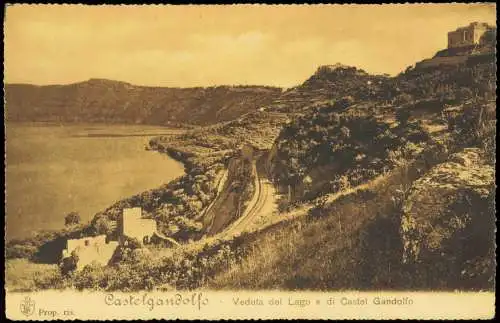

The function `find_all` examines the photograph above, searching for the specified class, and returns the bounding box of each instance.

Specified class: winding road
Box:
[195,168,229,221]
[221,157,276,238]
[203,158,240,235]
[198,148,277,238]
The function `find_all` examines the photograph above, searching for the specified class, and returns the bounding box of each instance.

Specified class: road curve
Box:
[195,168,229,221]
[203,158,240,235]
[222,161,260,236]
[221,160,275,238]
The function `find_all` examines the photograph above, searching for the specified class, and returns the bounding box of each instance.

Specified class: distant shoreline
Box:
[6,121,190,138]
[5,120,195,130]
[70,133,183,138]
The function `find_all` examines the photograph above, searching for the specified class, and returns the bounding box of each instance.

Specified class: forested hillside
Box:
[5,79,282,126]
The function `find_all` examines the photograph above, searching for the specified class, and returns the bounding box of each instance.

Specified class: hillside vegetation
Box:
[205,51,496,290]
[5,39,496,292]
[5,79,281,126]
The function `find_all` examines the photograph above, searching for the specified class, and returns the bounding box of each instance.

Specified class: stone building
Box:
[448,22,492,49]
[119,207,157,244]
[61,207,177,271]
[62,235,119,270]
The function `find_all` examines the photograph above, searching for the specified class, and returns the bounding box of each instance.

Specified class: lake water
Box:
[5,123,186,240]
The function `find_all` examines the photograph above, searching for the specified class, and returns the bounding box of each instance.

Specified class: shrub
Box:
[65,212,81,226]
[394,93,413,105]
[390,183,412,211]
[73,262,108,290]
[60,253,78,276]
[34,267,67,290]
[308,196,329,218]
[277,196,292,213]
[334,96,355,110]
[124,237,142,249]
[447,102,495,157]
[92,214,115,235]
[5,243,39,259]
[396,108,411,126]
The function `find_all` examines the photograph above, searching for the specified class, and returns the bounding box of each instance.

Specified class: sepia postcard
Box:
[3,3,496,320]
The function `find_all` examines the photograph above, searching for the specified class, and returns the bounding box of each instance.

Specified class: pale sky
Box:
[4,4,496,88]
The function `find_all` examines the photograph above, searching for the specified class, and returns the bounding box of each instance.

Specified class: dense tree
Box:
[65,212,81,226]
[60,251,79,276]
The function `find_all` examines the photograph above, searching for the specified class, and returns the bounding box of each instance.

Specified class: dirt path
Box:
[153,231,181,246]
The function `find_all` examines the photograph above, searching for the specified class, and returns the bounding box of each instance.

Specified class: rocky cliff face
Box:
[400,148,495,289]
[5,79,282,126]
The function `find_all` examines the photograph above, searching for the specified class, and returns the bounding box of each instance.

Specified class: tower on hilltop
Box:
[448,22,494,49]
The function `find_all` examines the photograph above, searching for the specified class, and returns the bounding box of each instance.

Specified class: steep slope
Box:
[204,50,496,291]
[5,37,496,292]
[270,49,495,198]
[401,148,495,289]
[147,45,495,241]
[267,64,392,114]
[5,79,282,126]
[269,101,429,202]
[148,64,395,162]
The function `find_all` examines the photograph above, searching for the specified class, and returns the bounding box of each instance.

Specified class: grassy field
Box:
[207,150,450,290]
[5,259,64,292]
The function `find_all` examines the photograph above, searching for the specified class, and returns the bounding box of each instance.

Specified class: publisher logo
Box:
[20,296,35,317]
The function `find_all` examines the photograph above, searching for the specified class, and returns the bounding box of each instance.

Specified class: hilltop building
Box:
[448,22,493,49]
[415,22,495,70]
